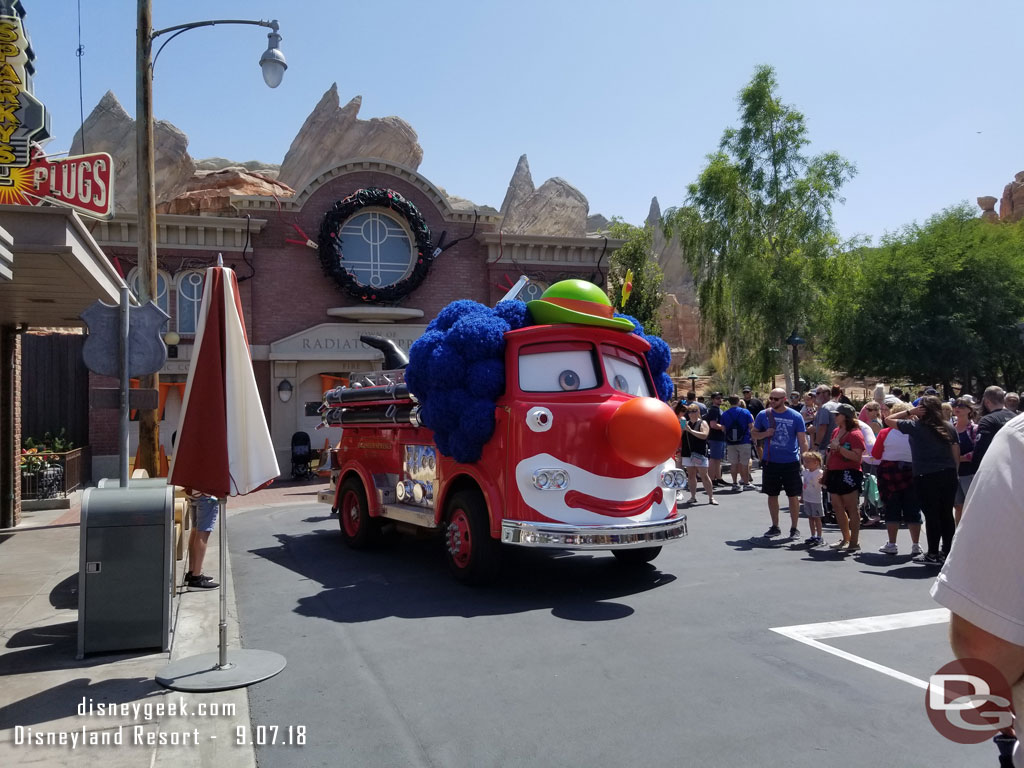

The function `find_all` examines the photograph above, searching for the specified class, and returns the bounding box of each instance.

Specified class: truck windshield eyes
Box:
[558,370,581,391]
[519,350,598,392]
[603,351,651,397]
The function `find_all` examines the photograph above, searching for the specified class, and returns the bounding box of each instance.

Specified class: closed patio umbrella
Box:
[157,261,285,691]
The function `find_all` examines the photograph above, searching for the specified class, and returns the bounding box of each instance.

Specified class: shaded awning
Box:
[0,205,125,327]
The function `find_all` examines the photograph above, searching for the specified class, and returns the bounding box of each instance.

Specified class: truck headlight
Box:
[532,468,569,490]
[660,469,687,489]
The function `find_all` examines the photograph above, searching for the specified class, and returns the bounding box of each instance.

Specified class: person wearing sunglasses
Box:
[750,388,809,538]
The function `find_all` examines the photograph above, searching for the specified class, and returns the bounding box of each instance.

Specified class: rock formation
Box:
[586,213,610,233]
[648,196,701,361]
[979,171,1024,223]
[999,171,1024,223]
[498,155,588,237]
[435,186,492,212]
[70,91,195,213]
[977,196,998,223]
[276,85,423,191]
[156,168,295,216]
[195,157,280,179]
[500,155,535,218]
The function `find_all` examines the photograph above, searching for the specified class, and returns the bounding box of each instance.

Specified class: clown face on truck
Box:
[321,279,688,583]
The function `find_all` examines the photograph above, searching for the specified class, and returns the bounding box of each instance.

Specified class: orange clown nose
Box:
[607,396,682,468]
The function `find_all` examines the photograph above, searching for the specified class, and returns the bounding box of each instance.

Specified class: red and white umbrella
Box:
[159,264,284,692]
[169,265,278,494]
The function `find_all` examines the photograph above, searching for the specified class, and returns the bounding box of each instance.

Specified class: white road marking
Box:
[771,608,951,690]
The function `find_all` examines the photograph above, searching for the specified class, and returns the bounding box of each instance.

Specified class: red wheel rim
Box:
[446,508,471,569]
[341,490,361,537]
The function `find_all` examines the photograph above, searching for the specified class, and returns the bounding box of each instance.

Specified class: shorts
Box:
[883,489,924,525]
[726,443,752,466]
[826,469,863,496]
[762,461,802,498]
[802,501,824,518]
[193,495,219,533]
[955,474,974,506]
[708,441,726,460]
[681,454,709,468]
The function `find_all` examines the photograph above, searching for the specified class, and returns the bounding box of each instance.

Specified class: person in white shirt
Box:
[931,413,1024,767]
[800,451,825,547]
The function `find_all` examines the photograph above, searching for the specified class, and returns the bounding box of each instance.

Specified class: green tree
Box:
[665,65,855,392]
[819,205,1024,392]
[605,218,664,335]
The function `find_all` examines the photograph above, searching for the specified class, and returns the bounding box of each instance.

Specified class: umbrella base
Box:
[156,649,286,692]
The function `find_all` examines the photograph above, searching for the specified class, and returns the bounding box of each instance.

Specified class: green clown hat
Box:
[527,279,637,331]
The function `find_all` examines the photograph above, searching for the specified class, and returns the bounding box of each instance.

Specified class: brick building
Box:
[89,158,621,476]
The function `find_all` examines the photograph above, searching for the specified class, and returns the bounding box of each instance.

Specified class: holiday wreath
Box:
[317,187,436,302]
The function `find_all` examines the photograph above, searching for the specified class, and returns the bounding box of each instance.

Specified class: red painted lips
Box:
[564,487,663,518]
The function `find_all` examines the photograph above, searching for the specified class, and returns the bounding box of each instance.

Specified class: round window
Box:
[317,187,436,302]
[339,211,415,288]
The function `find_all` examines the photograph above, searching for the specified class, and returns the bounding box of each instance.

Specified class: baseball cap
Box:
[924,387,938,395]
[883,394,899,406]
[742,386,752,392]
[836,403,857,421]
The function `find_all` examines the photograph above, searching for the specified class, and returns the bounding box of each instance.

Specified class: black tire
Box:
[338,477,379,549]
[444,490,501,584]
[611,546,662,565]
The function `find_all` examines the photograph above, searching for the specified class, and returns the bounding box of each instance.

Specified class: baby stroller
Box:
[859,469,884,527]
[290,431,315,480]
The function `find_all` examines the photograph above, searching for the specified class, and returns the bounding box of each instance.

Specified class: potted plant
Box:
[20,430,75,500]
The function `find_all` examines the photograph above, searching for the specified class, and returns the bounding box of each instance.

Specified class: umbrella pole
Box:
[218,496,228,669]
[156,492,287,691]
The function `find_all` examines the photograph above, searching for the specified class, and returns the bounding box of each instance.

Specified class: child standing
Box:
[802,451,825,547]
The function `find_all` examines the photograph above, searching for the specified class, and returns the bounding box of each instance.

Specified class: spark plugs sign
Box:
[0,6,113,218]
[0,6,49,169]
[26,151,114,218]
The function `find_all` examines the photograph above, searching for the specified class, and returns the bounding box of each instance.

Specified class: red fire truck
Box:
[319,286,688,584]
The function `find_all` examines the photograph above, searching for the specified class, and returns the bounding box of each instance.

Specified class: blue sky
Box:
[26,0,1024,241]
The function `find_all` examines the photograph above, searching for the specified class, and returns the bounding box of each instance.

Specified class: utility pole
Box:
[135,0,160,477]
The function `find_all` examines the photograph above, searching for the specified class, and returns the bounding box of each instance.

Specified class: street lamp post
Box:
[687,370,698,395]
[134,1,286,475]
[786,330,806,392]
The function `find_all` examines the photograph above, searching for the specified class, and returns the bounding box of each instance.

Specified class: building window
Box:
[126,267,170,317]
[176,270,205,335]
[520,280,547,302]
[339,210,415,288]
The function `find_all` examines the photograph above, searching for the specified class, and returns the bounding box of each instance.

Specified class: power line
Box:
[75,0,85,154]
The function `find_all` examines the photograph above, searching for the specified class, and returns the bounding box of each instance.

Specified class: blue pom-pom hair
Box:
[407,300,675,462]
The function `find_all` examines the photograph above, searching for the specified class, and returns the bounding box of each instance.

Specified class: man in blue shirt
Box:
[721,395,755,490]
[751,387,809,538]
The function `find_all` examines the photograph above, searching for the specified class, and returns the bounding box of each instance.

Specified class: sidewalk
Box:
[0,477,330,767]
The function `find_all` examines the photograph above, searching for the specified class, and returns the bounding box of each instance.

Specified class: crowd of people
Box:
[671,382,1021,564]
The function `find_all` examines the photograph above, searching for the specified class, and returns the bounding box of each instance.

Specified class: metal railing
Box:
[20,447,90,500]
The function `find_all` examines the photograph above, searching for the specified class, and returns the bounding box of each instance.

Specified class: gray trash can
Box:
[77,486,174,658]
[97,477,172,489]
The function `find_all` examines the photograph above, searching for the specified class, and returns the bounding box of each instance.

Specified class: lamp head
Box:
[277,379,293,403]
[259,21,287,88]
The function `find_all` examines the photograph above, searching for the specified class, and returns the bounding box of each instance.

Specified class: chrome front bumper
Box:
[500,515,688,549]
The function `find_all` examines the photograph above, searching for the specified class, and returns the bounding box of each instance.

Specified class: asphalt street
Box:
[229,483,978,768]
